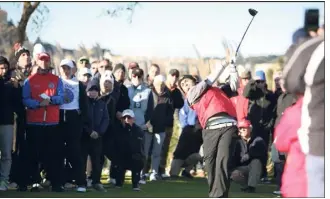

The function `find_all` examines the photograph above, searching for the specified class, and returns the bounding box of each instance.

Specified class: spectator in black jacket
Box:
[243,70,277,182]
[231,119,266,193]
[0,56,24,192]
[143,75,174,181]
[107,63,130,184]
[81,82,109,192]
[114,109,144,191]
[159,69,184,177]
[98,71,117,182]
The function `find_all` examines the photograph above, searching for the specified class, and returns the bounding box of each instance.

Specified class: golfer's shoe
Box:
[52,186,65,192]
[77,187,87,193]
[93,183,107,192]
[241,186,256,193]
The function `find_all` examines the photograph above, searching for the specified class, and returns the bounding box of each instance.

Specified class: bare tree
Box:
[101,2,139,24]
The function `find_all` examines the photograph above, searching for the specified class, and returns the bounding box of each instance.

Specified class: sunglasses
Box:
[80,60,90,64]
[256,80,265,84]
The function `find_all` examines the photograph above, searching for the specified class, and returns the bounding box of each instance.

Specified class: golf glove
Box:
[90,131,99,139]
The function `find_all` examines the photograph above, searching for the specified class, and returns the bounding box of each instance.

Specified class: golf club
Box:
[235,8,258,58]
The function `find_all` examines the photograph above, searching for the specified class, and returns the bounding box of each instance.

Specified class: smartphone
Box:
[304,9,319,33]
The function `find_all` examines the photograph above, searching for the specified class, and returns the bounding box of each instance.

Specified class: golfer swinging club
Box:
[187,45,239,198]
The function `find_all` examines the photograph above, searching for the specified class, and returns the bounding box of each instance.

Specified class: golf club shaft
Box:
[235,16,256,57]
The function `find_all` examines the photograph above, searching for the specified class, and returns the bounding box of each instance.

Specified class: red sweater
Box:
[274,96,306,197]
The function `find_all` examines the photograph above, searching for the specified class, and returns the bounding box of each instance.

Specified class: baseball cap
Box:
[79,56,90,63]
[38,52,50,61]
[80,67,92,76]
[255,70,266,81]
[238,119,251,128]
[86,81,100,92]
[239,70,252,79]
[60,59,74,68]
[122,109,135,118]
[131,68,144,78]
[169,69,180,77]
[33,43,46,59]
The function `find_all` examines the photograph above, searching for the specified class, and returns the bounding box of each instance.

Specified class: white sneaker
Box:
[41,179,51,188]
[149,173,158,181]
[273,190,281,195]
[133,187,141,191]
[8,182,18,189]
[110,178,116,184]
[64,183,75,189]
[87,179,92,188]
[161,173,170,178]
[77,187,87,192]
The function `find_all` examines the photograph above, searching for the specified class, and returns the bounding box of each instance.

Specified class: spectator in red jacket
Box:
[274,95,306,197]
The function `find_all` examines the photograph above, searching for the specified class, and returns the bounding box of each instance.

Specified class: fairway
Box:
[0,177,278,198]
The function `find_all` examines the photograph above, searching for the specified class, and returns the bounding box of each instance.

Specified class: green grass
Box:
[1,177,278,198]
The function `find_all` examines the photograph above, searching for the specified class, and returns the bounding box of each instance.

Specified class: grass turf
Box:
[1,177,278,198]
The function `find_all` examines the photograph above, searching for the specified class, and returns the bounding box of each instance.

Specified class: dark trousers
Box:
[159,127,173,174]
[116,159,143,188]
[203,126,239,198]
[26,125,64,187]
[100,133,116,179]
[252,127,271,178]
[274,162,285,190]
[10,118,31,187]
[82,137,102,184]
[60,110,86,186]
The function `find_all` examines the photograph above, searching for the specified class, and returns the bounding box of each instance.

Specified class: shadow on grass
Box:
[0,178,277,198]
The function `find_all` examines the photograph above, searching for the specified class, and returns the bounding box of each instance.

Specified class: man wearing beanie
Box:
[22,52,65,192]
[82,82,109,192]
[243,70,277,183]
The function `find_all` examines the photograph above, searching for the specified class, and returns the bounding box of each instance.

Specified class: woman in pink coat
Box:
[274,95,307,197]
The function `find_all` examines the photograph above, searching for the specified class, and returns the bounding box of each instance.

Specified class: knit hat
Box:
[100,70,114,92]
[86,80,100,92]
[255,70,266,81]
[14,44,30,62]
[113,63,126,73]
[33,43,46,60]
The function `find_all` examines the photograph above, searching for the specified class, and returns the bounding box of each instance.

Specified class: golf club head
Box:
[249,8,258,17]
